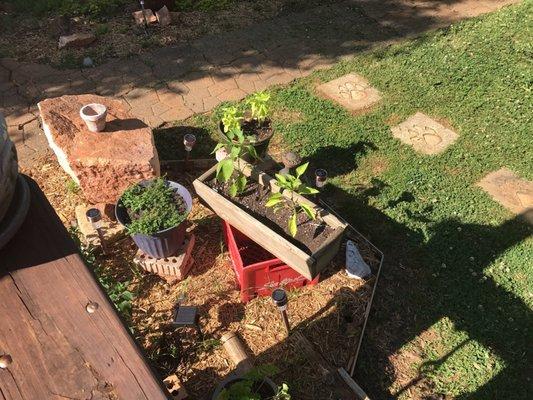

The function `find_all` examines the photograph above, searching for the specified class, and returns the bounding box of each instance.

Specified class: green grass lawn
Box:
[181,1,532,397]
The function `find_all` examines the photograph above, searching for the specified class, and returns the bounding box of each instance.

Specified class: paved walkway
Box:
[0,0,517,167]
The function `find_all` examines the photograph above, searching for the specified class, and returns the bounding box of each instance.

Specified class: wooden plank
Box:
[0,176,170,400]
[293,332,357,399]
[338,368,371,400]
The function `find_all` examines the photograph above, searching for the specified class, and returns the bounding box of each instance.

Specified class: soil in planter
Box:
[209,179,334,254]
[242,119,273,143]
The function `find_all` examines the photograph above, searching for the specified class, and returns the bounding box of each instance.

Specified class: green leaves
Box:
[288,212,298,237]
[295,162,309,178]
[221,106,243,133]
[299,203,316,220]
[269,162,320,237]
[247,91,271,123]
[265,192,284,208]
[121,178,188,236]
[216,158,234,183]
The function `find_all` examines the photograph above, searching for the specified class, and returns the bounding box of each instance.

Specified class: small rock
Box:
[82,57,94,68]
[345,240,371,279]
[58,33,96,49]
[155,6,171,27]
[132,9,158,25]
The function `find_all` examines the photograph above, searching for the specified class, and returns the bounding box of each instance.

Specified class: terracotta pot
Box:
[80,103,107,132]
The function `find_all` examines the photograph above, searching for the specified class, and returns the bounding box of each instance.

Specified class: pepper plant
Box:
[265,162,319,237]
[246,91,270,123]
[221,106,243,133]
[213,126,258,197]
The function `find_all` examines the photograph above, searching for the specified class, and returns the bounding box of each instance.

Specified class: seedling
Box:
[213,126,258,197]
[221,106,244,133]
[121,177,187,236]
[217,364,291,400]
[247,91,271,123]
[266,162,319,237]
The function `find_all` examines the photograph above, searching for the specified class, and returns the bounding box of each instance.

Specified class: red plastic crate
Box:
[222,220,319,303]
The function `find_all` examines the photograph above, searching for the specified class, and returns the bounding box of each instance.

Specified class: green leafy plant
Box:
[121,177,188,236]
[247,91,271,123]
[265,162,319,237]
[221,106,244,133]
[99,278,134,317]
[217,365,290,400]
[213,126,258,197]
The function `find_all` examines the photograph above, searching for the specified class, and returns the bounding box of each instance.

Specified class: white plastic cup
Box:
[80,103,107,132]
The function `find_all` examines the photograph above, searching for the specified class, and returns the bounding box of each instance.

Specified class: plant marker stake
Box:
[139,0,149,35]
[183,133,196,170]
[86,208,108,255]
[272,289,290,335]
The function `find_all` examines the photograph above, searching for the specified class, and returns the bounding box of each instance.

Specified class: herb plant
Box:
[247,91,271,123]
[217,365,291,400]
[221,106,244,133]
[265,162,319,237]
[121,177,187,236]
[213,126,258,197]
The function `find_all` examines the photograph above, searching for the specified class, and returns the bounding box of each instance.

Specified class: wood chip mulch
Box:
[23,156,380,400]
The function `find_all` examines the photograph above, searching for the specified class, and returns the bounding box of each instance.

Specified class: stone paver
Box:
[0,0,518,167]
[477,168,533,217]
[391,112,459,155]
[317,73,381,114]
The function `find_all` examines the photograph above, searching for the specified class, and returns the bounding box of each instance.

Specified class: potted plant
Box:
[212,365,291,400]
[218,92,274,158]
[116,177,192,258]
[193,157,346,280]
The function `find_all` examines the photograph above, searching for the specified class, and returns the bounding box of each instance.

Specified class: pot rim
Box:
[218,118,274,146]
[116,178,192,235]
[80,103,107,121]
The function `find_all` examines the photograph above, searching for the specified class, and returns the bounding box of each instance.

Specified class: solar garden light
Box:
[86,208,108,255]
[183,133,196,169]
[279,152,301,175]
[272,288,290,334]
[139,0,149,34]
[315,168,328,188]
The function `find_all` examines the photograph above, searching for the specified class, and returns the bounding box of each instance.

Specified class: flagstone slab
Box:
[391,112,458,155]
[316,73,381,114]
[477,168,533,217]
[38,94,160,204]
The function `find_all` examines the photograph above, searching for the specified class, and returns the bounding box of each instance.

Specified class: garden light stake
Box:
[183,133,196,169]
[86,208,108,255]
[272,288,290,334]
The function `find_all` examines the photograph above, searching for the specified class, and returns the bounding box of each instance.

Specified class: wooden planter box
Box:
[193,159,346,280]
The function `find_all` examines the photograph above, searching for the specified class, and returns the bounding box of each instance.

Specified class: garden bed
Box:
[194,159,347,279]
[23,156,382,399]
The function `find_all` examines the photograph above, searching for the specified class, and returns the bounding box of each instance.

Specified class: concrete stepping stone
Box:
[477,168,533,217]
[316,73,381,114]
[391,112,458,155]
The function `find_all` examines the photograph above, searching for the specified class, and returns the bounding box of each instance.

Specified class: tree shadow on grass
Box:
[154,125,216,161]
[318,183,532,399]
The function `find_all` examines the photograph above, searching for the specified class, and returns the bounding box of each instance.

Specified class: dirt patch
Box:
[209,179,334,253]
[0,0,344,67]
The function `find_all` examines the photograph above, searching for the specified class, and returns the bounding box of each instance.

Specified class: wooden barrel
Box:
[0,114,18,223]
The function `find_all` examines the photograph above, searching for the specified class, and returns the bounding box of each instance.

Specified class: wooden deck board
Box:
[0,177,169,400]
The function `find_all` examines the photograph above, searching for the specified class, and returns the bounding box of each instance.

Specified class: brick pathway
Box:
[0,0,517,167]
